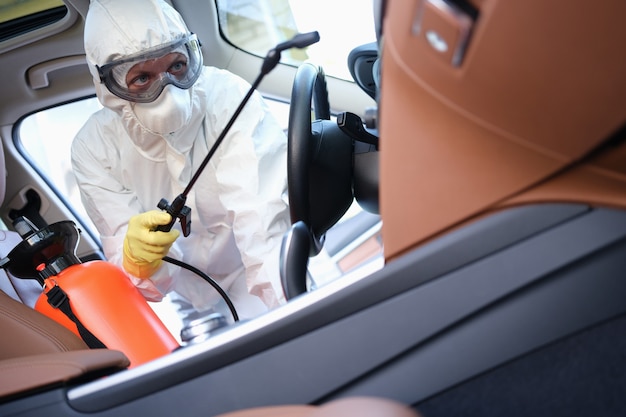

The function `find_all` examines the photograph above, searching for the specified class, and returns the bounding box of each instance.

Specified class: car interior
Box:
[1,0,626,416]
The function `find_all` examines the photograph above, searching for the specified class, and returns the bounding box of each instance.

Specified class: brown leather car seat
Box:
[213,397,422,417]
[379,0,626,260]
[0,268,129,400]
[0,290,88,358]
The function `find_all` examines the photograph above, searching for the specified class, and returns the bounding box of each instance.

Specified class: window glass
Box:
[17,96,381,338]
[17,2,382,297]
[0,0,66,42]
[19,98,103,236]
[216,0,376,81]
[18,95,382,289]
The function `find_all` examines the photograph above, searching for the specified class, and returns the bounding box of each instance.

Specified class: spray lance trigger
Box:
[153,31,320,238]
[154,195,191,236]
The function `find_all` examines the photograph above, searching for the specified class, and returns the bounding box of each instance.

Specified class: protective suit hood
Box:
[84,0,206,157]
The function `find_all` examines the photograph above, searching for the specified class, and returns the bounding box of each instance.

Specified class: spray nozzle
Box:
[262,31,320,75]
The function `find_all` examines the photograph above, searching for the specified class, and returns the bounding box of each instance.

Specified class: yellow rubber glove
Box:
[122,210,180,279]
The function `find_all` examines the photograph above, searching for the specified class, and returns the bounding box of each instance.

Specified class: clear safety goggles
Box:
[96,34,203,103]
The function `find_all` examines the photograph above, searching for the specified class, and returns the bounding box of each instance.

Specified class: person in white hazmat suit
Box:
[71,0,291,323]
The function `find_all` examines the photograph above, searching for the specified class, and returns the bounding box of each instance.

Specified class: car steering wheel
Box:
[287,62,354,256]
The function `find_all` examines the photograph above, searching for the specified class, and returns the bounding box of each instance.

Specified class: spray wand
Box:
[155,31,320,235]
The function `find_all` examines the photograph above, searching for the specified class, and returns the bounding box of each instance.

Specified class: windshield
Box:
[216,0,376,81]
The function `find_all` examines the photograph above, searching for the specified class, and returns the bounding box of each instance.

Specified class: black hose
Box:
[162,256,239,322]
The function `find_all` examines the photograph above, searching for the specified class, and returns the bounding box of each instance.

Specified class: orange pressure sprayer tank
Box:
[1,218,179,368]
[34,260,179,367]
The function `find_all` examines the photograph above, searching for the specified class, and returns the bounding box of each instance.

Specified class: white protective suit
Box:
[0,142,42,307]
[71,0,291,320]
[0,231,42,307]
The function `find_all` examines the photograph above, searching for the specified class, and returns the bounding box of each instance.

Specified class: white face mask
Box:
[131,85,192,135]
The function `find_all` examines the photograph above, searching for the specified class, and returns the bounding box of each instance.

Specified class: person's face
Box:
[97,34,203,103]
[125,52,188,95]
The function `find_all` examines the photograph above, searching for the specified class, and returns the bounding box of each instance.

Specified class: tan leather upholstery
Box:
[0,349,129,398]
[216,405,315,417]
[214,397,421,417]
[379,0,626,260]
[0,284,129,399]
[0,290,87,357]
